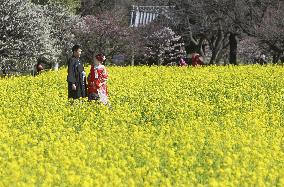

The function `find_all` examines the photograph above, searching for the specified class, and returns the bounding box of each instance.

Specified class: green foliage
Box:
[31,0,80,13]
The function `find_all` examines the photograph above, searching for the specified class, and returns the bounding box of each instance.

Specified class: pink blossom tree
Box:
[72,10,131,63]
[142,26,184,66]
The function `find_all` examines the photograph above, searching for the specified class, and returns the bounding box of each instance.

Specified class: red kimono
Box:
[87,64,108,102]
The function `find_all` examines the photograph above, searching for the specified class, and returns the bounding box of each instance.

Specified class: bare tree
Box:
[170,0,231,64]
[255,1,284,63]
[169,0,281,65]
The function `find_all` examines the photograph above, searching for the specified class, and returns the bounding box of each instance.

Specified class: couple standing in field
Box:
[67,45,109,105]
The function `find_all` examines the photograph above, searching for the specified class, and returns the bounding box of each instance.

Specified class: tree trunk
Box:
[131,48,135,66]
[229,33,237,65]
[198,38,206,59]
[209,23,224,65]
[280,55,284,63]
[209,37,223,64]
[210,49,218,64]
[54,62,59,71]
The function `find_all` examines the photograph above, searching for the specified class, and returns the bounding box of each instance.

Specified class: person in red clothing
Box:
[179,57,187,66]
[191,52,204,66]
[87,53,109,104]
[33,58,44,76]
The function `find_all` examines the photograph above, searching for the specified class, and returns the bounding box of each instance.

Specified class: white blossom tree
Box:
[42,2,79,68]
[0,0,77,73]
[1,0,44,71]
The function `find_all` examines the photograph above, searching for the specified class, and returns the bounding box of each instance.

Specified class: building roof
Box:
[130,5,174,27]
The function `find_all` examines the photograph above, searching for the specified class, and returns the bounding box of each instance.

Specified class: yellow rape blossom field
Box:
[1,65,284,186]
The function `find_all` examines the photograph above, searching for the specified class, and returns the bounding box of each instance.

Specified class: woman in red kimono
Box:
[87,53,109,104]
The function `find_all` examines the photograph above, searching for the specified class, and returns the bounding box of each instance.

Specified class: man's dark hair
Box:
[72,45,81,53]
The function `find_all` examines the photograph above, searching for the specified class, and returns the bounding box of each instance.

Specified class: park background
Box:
[0,0,284,75]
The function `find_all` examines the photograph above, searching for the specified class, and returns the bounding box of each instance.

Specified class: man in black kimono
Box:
[67,45,87,99]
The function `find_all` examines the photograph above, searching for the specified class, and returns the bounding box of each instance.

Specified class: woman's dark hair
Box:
[95,53,106,62]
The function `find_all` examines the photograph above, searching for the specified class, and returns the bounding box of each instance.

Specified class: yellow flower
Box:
[0,65,283,186]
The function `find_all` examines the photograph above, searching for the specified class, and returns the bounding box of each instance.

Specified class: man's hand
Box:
[72,83,76,90]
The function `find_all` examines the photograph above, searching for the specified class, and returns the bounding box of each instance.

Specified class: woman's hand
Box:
[72,83,76,90]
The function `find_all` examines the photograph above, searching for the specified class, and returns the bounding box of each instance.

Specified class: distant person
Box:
[87,53,109,105]
[191,52,204,66]
[35,61,44,75]
[67,45,87,99]
[179,57,188,66]
[259,54,267,65]
[31,58,44,76]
